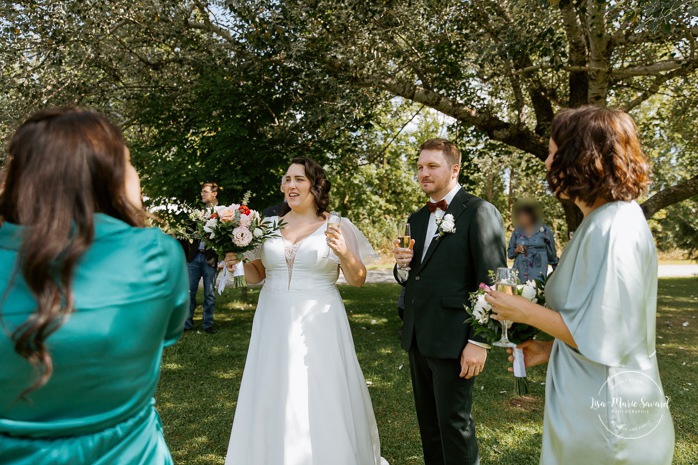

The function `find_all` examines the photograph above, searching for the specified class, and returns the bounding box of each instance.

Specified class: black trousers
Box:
[409,338,479,465]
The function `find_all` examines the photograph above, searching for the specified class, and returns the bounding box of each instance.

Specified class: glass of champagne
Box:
[324,212,342,259]
[517,238,527,257]
[397,221,412,271]
[492,267,518,348]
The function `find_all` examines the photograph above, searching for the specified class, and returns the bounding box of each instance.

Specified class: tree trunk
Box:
[561,199,584,238]
[508,166,516,212]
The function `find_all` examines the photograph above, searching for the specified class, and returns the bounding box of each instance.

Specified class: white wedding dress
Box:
[224,217,388,465]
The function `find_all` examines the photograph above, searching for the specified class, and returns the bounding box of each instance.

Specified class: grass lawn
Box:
[157,278,698,464]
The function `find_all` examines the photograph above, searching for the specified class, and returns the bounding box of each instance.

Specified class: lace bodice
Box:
[280,236,306,289]
[245,216,379,293]
[260,224,341,292]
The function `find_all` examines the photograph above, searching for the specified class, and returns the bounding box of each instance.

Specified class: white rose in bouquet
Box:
[239,212,253,227]
[253,228,264,238]
[204,218,218,233]
[473,294,491,324]
[520,280,538,303]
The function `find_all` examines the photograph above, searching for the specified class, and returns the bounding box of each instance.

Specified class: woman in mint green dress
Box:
[486,106,674,464]
[0,108,189,464]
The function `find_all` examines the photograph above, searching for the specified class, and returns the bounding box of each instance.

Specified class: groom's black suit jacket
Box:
[395,188,507,359]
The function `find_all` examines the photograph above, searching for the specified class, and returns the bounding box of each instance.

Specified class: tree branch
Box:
[186,2,238,46]
[641,174,698,218]
[351,73,547,159]
[472,0,553,133]
[612,25,698,47]
[612,59,696,78]
[621,61,698,111]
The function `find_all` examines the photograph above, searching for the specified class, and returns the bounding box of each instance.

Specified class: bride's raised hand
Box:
[326,224,348,258]
[224,252,240,272]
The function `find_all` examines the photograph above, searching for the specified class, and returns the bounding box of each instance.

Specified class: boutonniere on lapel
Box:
[434,213,456,240]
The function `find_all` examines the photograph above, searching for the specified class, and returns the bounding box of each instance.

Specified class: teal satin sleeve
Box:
[159,234,189,347]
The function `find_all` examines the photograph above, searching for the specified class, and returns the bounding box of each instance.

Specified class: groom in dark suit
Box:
[393,138,506,465]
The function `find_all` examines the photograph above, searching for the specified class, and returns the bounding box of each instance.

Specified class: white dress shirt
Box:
[397,184,490,350]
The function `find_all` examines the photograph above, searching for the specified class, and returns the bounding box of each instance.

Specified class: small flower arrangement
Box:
[192,191,284,289]
[465,273,550,395]
[434,213,456,240]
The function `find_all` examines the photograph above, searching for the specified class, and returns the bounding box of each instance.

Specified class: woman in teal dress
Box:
[486,106,674,464]
[508,199,558,282]
[0,108,189,464]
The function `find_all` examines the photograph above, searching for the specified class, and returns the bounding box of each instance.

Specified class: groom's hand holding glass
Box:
[393,238,415,269]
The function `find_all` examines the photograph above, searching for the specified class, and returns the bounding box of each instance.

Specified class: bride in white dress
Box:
[223,157,388,465]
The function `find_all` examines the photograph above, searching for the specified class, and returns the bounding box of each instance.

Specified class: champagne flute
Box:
[492,267,518,348]
[397,221,412,271]
[324,212,342,259]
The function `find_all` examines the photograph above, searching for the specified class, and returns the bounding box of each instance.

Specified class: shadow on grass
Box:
[156,279,697,464]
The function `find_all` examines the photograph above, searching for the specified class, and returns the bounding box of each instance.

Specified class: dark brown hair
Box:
[0,107,144,398]
[547,106,650,205]
[280,156,331,217]
[419,138,461,166]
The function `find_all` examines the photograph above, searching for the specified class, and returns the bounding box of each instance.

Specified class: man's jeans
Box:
[186,253,217,329]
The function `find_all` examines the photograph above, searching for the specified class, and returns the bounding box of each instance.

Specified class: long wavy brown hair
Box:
[547,106,651,204]
[0,107,144,399]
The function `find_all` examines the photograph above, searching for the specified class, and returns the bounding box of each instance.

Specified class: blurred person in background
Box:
[508,198,558,282]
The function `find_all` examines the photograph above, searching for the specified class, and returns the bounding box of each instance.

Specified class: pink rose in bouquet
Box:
[232,226,254,247]
[219,208,236,222]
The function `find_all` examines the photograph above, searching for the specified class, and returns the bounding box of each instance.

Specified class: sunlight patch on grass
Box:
[162,363,183,370]
[221,300,256,311]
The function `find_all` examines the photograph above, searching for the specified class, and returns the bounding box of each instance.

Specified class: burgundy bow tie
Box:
[427,199,448,213]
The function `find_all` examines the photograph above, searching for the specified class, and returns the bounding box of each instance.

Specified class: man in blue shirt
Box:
[180,182,220,334]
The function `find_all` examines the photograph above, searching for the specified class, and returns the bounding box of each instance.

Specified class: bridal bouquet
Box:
[465,274,549,395]
[191,192,284,291]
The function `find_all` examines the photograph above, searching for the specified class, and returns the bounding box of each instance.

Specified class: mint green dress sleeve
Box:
[551,211,654,367]
[0,214,189,465]
[541,202,674,465]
